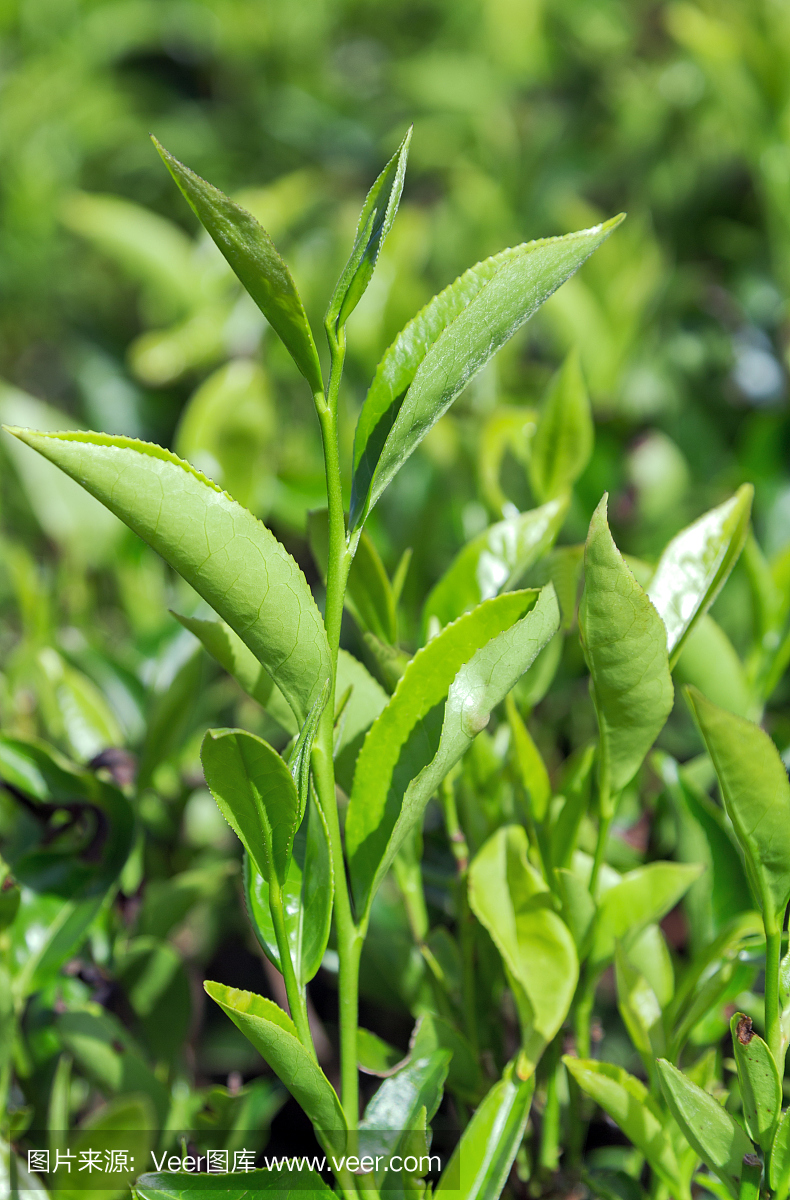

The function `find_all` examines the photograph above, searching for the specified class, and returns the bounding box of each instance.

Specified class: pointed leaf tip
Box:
[152,136,323,395]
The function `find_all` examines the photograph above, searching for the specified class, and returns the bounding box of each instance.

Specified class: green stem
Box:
[311,332,365,1141]
[441,777,469,873]
[739,1153,762,1200]
[538,1038,561,1175]
[269,875,314,1055]
[440,779,478,1051]
[764,917,782,1068]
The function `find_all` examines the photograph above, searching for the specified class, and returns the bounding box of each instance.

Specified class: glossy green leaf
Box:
[529,348,593,502]
[730,1011,780,1152]
[579,495,674,795]
[557,867,596,950]
[204,982,346,1154]
[326,128,411,332]
[627,922,675,1008]
[591,861,703,967]
[770,1109,790,1199]
[350,216,624,530]
[410,1013,484,1100]
[657,1058,752,1198]
[134,1169,332,1200]
[564,1058,686,1198]
[346,586,559,917]
[686,686,790,922]
[422,497,568,632]
[359,1050,450,1183]
[435,1062,534,1200]
[4,429,331,725]
[614,943,664,1080]
[506,694,551,822]
[647,486,753,664]
[174,612,298,735]
[469,825,578,1074]
[153,138,323,394]
[245,786,333,984]
[202,728,299,885]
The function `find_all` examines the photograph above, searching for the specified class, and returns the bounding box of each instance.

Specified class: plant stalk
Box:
[764,916,783,1068]
[268,875,314,1055]
[312,334,365,1140]
[739,1154,762,1200]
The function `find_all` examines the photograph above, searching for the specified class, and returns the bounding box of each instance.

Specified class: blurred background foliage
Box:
[1,0,790,1169]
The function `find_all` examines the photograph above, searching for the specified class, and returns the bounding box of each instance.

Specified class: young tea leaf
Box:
[506,694,551,822]
[326,128,411,334]
[730,1012,781,1152]
[346,586,560,918]
[422,496,568,633]
[350,216,624,531]
[4,430,331,726]
[435,1062,535,1200]
[590,861,703,967]
[359,1050,450,1186]
[469,825,578,1074]
[647,486,753,665]
[579,495,674,796]
[204,982,346,1155]
[686,687,790,922]
[153,139,323,394]
[657,1057,752,1198]
[563,1058,686,1198]
[201,729,300,885]
[244,786,333,985]
[528,348,593,502]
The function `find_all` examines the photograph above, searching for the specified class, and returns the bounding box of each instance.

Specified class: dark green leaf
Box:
[770,1109,790,1199]
[346,587,560,918]
[657,1057,752,1198]
[422,497,568,633]
[134,1169,333,1200]
[528,348,593,502]
[435,1063,534,1200]
[579,495,674,795]
[153,138,323,394]
[410,1013,484,1100]
[202,728,299,885]
[350,216,624,530]
[3,430,331,726]
[244,786,333,984]
[647,486,753,665]
[359,1050,450,1184]
[326,128,411,332]
[357,1028,409,1076]
[686,686,790,922]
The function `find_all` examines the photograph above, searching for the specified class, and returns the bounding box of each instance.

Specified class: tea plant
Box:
[3,128,790,1200]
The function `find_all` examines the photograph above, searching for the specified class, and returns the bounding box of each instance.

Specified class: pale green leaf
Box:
[204,982,346,1154]
[153,138,323,394]
[730,1011,781,1152]
[647,486,753,664]
[614,943,664,1081]
[435,1062,534,1200]
[3,429,331,725]
[350,216,624,530]
[346,586,560,918]
[771,1109,790,1199]
[528,348,593,502]
[357,1028,408,1076]
[334,650,389,793]
[673,615,752,719]
[469,825,578,1074]
[326,128,411,332]
[658,1057,752,1198]
[422,497,568,632]
[686,686,790,922]
[579,494,674,795]
[202,729,299,885]
[564,1057,686,1198]
[591,861,703,967]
